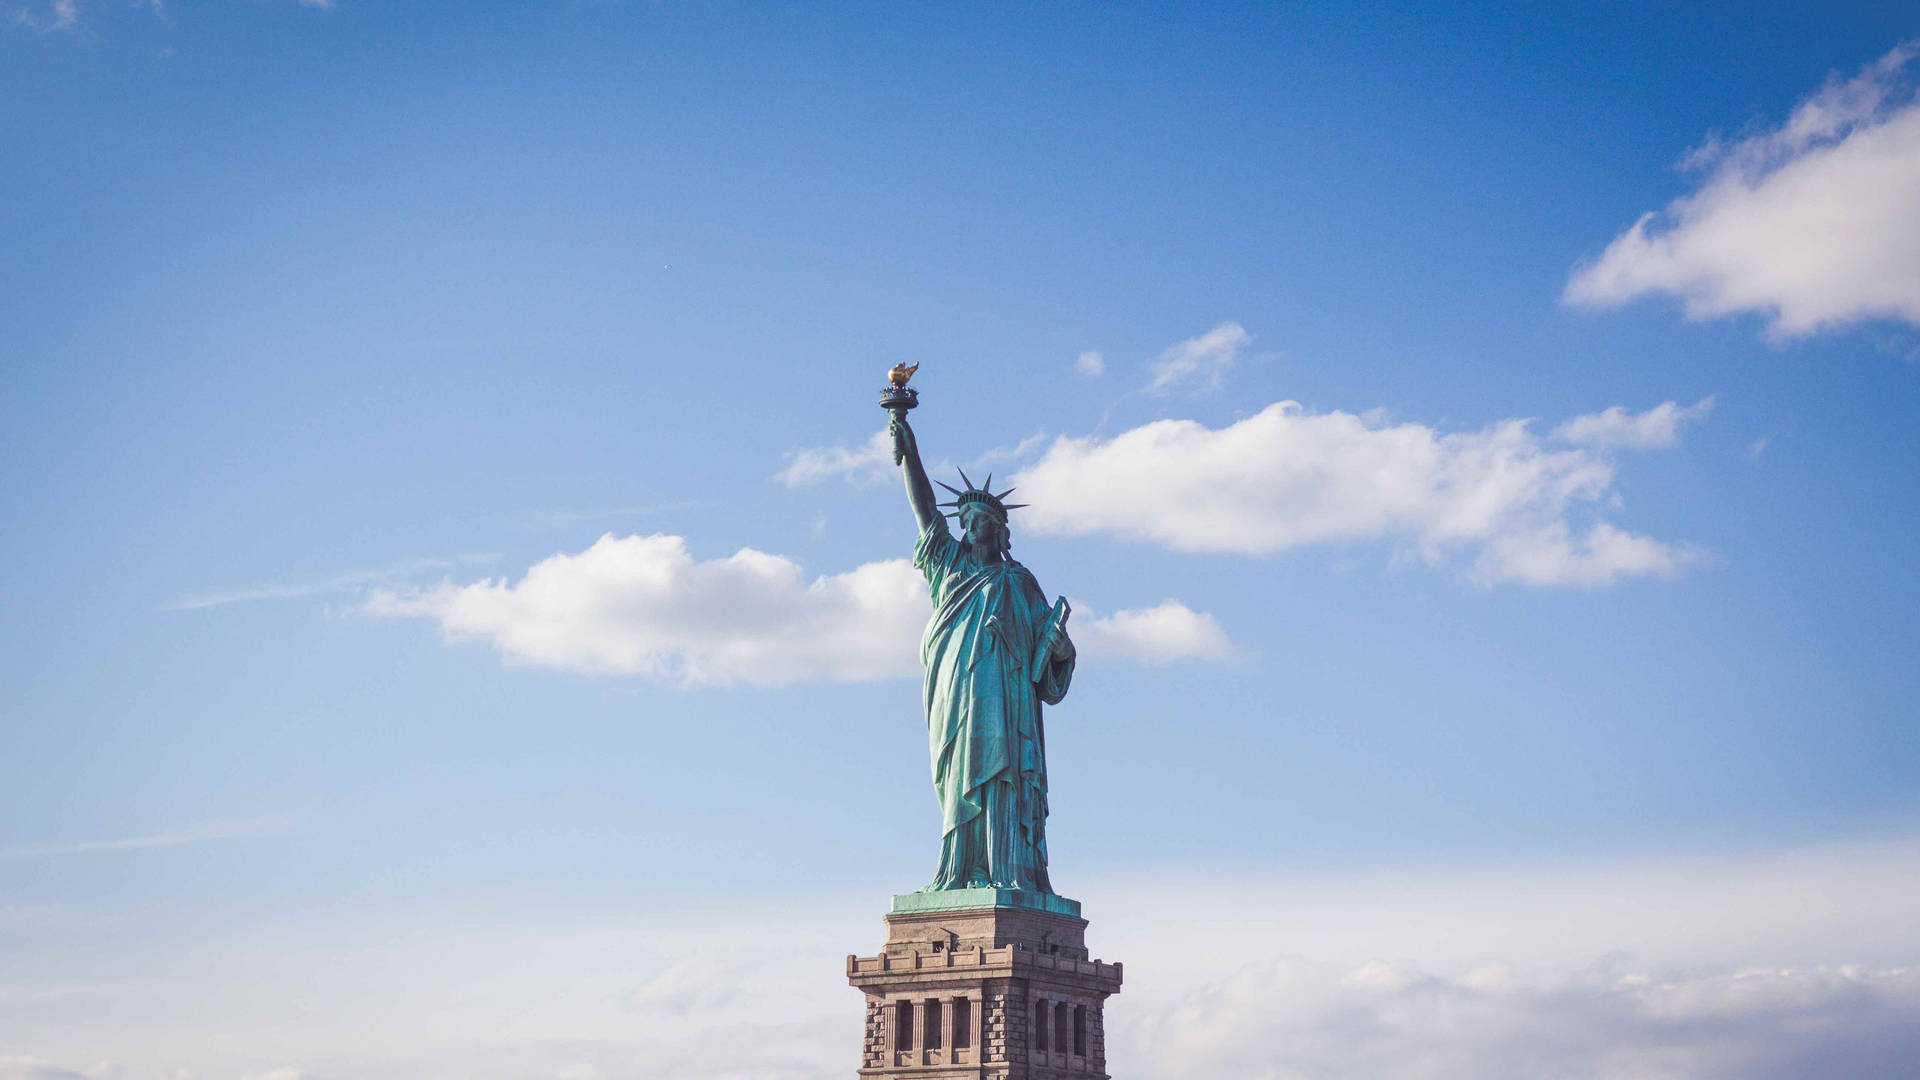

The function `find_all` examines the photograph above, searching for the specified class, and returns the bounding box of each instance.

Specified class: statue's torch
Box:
[879,363,920,464]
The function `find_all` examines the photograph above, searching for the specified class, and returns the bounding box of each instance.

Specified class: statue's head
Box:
[960,504,1009,557]
[938,469,1025,560]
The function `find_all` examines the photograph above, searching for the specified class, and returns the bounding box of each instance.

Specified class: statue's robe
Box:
[914,519,1074,892]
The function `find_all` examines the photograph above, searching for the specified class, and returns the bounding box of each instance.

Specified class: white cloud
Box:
[775,428,895,487]
[1075,350,1105,376]
[1474,520,1698,588]
[1011,399,1706,587]
[1148,321,1250,393]
[1078,600,1232,663]
[364,534,1228,685]
[1552,396,1714,449]
[365,535,927,686]
[1565,43,1920,338]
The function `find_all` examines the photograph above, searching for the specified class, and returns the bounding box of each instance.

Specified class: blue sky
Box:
[5,3,1920,1079]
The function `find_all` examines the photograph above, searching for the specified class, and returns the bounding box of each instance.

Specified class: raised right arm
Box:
[892,415,940,532]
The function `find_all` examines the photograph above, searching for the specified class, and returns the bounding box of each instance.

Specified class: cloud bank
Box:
[1123,958,1920,1080]
[1565,44,1920,337]
[11,963,1915,1080]
[365,534,1227,685]
[7,837,1919,1080]
[1012,399,1707,587]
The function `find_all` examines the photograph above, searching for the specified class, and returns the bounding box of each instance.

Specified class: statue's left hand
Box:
[1042,622,1074,663]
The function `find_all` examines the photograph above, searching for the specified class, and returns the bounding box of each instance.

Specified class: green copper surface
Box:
[885,385,1078,895]
[890,888,1083,918]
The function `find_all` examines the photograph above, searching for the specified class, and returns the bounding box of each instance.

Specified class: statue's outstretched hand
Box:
[890,416,917,466]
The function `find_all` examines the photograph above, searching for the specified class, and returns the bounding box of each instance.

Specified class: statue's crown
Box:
[936,469,1027,522]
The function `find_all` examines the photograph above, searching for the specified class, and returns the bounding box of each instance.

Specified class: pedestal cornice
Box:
[890,888,1082,918]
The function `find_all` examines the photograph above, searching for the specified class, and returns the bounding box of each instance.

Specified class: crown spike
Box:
[994,487,1016,500]
[935,480,963,496]
[982,472,993,491]
[956,467,974,491]
[1002,503,1028,510]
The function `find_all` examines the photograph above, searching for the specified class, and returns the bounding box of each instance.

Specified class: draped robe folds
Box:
[913,519,1074,893]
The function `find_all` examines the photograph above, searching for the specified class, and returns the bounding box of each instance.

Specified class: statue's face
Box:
[961,509,1006,553]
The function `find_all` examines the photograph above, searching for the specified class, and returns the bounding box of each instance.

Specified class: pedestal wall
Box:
[847,900,1121,1079]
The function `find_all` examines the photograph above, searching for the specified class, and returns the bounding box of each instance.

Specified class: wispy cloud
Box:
[775,428,896,487]
[1148,321,1250,394]
[11,0,329,34]
[1551,396,1715,449]
[11,0,78,32]
[965,432,1049,471]
[170,554,495,611]
[775,431,1039,489]
[1566,43,1920,338]
[1012,398,1710,587]
[0,818,290,860]
[1075,350,1106,376]
[0,1059,95,1080]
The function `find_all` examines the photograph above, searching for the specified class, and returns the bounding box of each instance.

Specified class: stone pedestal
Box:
[847,892,1123,1079]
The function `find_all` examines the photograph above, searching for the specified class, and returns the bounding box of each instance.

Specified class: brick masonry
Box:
[847,904,1123,1079]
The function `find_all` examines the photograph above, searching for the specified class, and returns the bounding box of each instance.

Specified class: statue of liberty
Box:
[887,401,1076,895]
